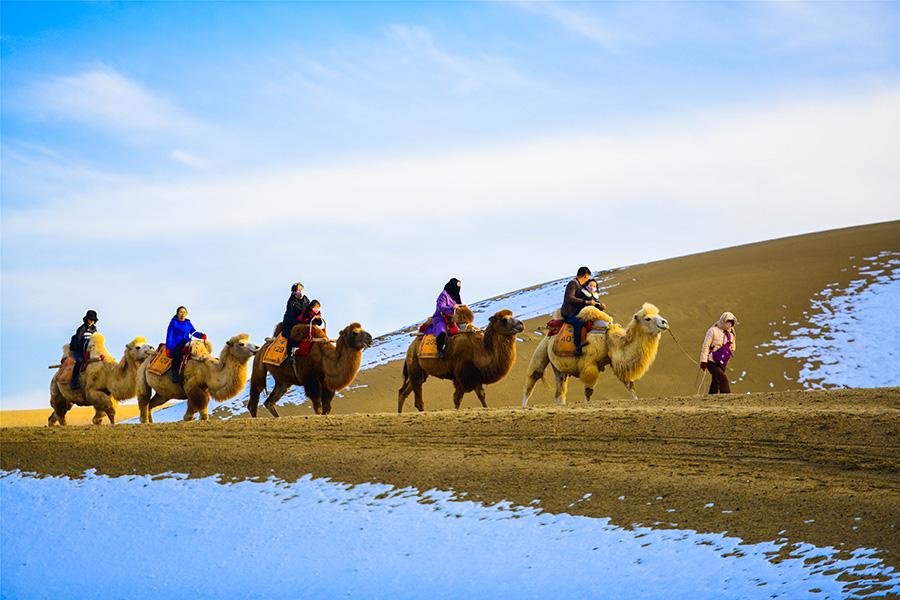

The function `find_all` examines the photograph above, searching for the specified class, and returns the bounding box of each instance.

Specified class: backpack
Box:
[711,332,733,366]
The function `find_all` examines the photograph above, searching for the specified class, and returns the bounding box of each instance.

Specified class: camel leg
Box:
[452,383,466,410]
[410,378,426,412]
[398,378,414,414]
[580,367,600,404]
[523,374,540,408]
[49,385,68,426]
[474,385,488,409]
[87,390,110,425]
[625,381,638,400]
[321,389,335,415]
[263,382,290,418]
[248,358,268,418]
[304,378,323,415]
[553,367,569,406]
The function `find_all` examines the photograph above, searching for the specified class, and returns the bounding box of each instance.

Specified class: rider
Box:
[69,309,99,390]
[299,299,325,330]
[561,267,600,357]
[282,282,310,359]
[579,278,607,309]
[433,278,462,359]
[165,306,207,384]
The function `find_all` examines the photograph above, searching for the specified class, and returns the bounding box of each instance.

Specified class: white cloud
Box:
[510,1,640,51]
[5,87,899,243]
[170,149,210,169]
[28,67,206,137]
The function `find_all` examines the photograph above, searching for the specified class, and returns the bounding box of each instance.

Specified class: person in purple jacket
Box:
[433,278,462,359]
[165,306,207,383]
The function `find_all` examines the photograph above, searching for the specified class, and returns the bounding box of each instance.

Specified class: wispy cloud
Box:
[27,67,207,138]
[510,1,641,52]
[386,24,530,93]
[170,149,210,169]
[753,1,900,54]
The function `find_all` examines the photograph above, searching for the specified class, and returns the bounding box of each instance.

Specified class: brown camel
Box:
[49,335,155,426]
[137,334,259,423]
[398,309,524,412]
[248,322,374,417]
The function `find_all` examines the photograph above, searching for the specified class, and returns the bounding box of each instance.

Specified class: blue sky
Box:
[2,1,899,409]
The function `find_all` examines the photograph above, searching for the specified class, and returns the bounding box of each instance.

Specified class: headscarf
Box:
[715,312,738,331]
[444,278,462,305]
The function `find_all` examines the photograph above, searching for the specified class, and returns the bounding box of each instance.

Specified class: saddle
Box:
[262,335,289,366]
[57,357,77,384]
[547,319,610,357]
[418,334,439,358]
[147,341,211,376]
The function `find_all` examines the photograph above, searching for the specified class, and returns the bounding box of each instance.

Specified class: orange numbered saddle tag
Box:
[419,334,439,358]
[263,335,289,366]
[552,323,577,357]
[147,344,172,376]
[57,357,76,384]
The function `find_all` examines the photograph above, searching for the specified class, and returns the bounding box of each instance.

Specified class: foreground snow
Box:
[759,251,900,388]
[2,471,897,599]
[131,274,618,422]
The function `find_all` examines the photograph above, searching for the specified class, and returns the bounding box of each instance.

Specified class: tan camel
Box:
[522,303,668,406]
[49,335,155,426]
[137,334,259,423]
[398,309,524,412]
[248,322,373,417]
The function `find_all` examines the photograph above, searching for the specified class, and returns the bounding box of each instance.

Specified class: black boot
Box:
[69,365,81,390]
[436,333,446,359]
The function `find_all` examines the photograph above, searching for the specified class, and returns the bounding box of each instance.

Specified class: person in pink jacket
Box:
[700,312,737,394]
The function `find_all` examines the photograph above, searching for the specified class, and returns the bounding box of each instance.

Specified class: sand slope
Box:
[242,220,898,417]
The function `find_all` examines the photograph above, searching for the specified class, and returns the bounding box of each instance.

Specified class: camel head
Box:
[125,337,156,362]
[224,334,260,362]
[487,310,525,336]
[632,303,668,336]
[339,323,374,350]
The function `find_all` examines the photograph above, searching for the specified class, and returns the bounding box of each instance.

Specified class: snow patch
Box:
[2,470,897,599]
[757,251,900,389]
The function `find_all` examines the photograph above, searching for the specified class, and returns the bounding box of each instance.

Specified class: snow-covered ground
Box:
[758,251,900,388]
[133,273,619,422]
[2,470,896,599]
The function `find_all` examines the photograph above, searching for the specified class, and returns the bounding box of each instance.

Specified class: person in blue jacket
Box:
[166,306,206,383]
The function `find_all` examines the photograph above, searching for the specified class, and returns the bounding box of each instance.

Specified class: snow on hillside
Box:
[132,273,618,422]
[758,251,900,389]
[3,469,897,599]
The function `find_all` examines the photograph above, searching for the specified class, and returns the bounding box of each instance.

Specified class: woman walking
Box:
[700,312,737,394]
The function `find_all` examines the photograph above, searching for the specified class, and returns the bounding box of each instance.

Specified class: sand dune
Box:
[231,220,899,418]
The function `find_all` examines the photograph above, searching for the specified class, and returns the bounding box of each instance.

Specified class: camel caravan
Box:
[47,267,699,425]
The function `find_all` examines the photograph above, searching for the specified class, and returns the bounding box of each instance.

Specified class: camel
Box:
[49,335,155,426]
[398,309,525,412]
[137,334,259,423]
[522,303,669,406]
[248,322,374,417]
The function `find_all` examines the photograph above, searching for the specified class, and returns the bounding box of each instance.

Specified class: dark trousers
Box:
[708,362,731,394]
[69,340,88,389]
[70,356,83,389]
[171,339,189,382]
[564,316,583,355]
